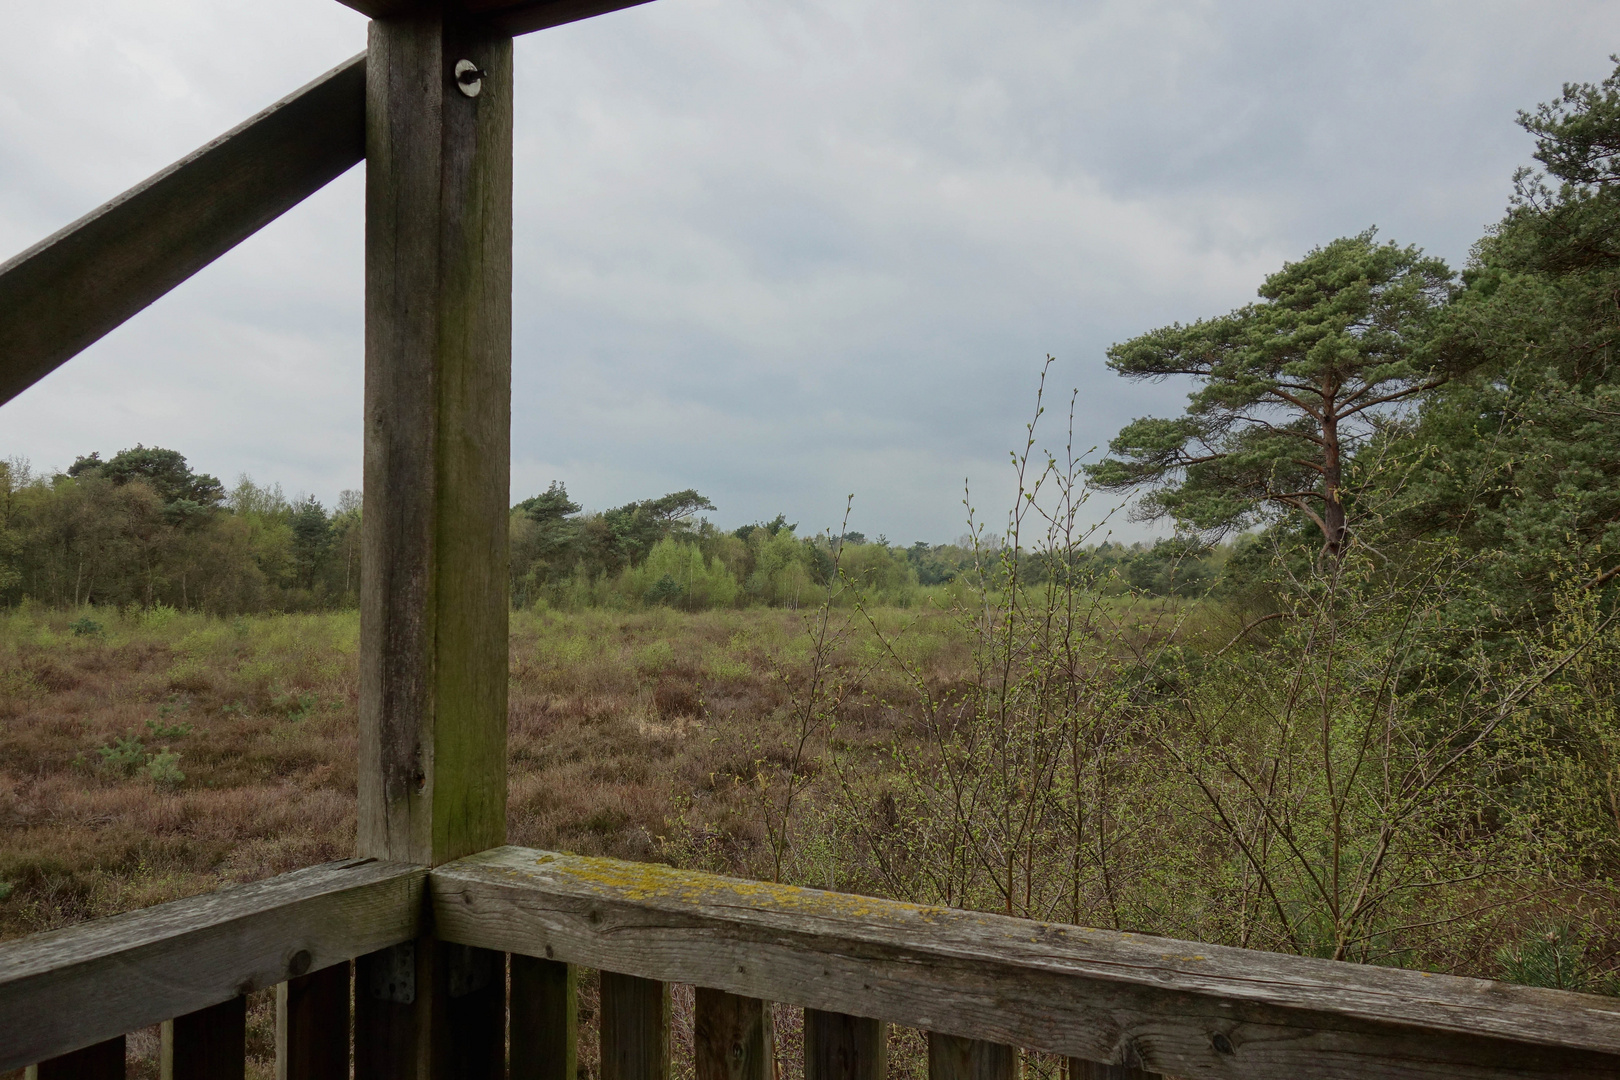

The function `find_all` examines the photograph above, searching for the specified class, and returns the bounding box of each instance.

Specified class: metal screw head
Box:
[454,59,483,98]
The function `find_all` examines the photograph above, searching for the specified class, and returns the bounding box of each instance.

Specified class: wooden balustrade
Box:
[8,846,1620,1080]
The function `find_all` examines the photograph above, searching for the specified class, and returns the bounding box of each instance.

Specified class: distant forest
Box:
[0,449,1220,615]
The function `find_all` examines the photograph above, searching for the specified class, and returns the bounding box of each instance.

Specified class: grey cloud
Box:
[2,0,1616,542]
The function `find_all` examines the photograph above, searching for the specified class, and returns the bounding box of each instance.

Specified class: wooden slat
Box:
[162,997,246,1080]
[804,1011,885,1080]
[444,945,507,1080]
[0,52,365,408]
[695,988,774,1080]
[429,847,1620,1080]
[328,0,655,36]
[1068,1062,1156,1080]
[929,1035,1016,1080]
[601,972,670,1080]
[276,962,351,1080]
[0,858,423,1073]
[511,956,578,1080]
[353,939,507,1080]
[24,1037,125,1080]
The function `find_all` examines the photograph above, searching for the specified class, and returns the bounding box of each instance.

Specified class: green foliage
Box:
[1497,921,1617,993]
[96,735,147,775]
[622,539,739,610]
[1088,232,1456,555]
[145,718,193,740]
[143,749,185,788]
[0,452,362,614]
[1369,60,1620,624]
[69,615,102,637]
[69,445,224,520]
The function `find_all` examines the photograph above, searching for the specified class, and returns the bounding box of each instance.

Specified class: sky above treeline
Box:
[1,0,1617,545]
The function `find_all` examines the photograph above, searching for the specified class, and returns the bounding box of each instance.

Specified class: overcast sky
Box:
[2,0,1617,544]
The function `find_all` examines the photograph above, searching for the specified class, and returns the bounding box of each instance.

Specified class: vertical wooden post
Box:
[803,1011,885,1080]
[277,963,351,1080]
[25,1037,125,1080]
[511,957,577,1080]
[694,989,774,1080]
[600,972,670,1080]
[161,998,246,1080]
[352,9,514,1080]
[928,1035,1016,1080]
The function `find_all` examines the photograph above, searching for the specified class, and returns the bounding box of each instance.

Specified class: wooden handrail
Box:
[430,846,1620,1080]
[0,51,366,408]
[10,846,1620,1079]
[0,857,422,1072]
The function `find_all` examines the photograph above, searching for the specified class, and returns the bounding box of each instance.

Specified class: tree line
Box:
[0,448,360,613]
[0,441,1231,616]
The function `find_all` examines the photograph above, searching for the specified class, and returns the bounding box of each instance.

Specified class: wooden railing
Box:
[6,847,1619,1080]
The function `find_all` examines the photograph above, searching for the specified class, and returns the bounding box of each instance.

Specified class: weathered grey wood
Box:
[804,1011,885,1080]
[358,10,512,872]
[0,858,423,1073]
[24,1037,125,1080]
[0,52,365,408]
[511,956,578,1080]
[601,972,670,1080]
[162,997,246,1080]
[695,988,774,1080]
[276,962,351,1080]
[929,1035,1016,1080]
[1068,1061,1155,1080]
[430,847,1620,1080]
[329,0,655,37]
[355,11,512,1078]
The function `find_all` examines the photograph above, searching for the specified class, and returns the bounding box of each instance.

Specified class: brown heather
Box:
[0,602,977,1080]
[0,603,970,942]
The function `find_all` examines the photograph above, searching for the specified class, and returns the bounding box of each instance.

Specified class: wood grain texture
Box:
[356,16,511,1076]
[276,963,351,1080]
[162,997,246,1080]
[511,957,578,1080]
[0,52,364,408]
[24,1037,125,1080]
[804,1011,885,1080]
[695,989,774,1080]
[429,847,1620,1080]
[929,1035,1016,1080]
[601,973,670,1080]
[1068,1062,1156,1080]
[328,0,654,36]
[357,13,512,871]
[0,858,422,1073]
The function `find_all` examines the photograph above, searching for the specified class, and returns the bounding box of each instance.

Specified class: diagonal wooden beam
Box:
[0,51,367,409]
[329,0,656,36]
